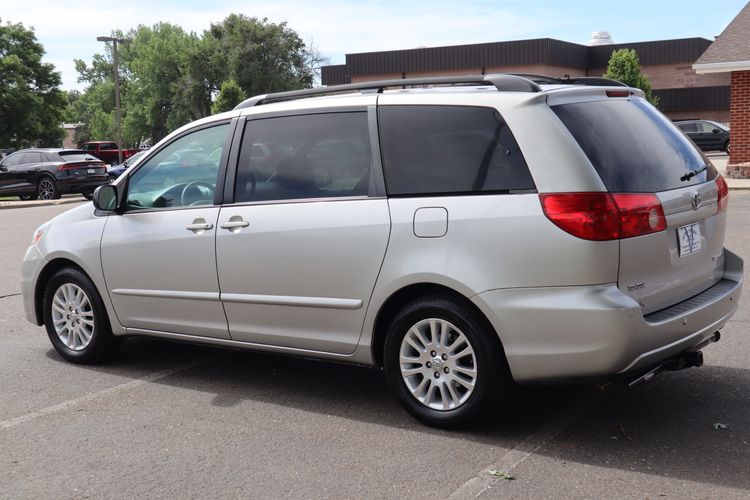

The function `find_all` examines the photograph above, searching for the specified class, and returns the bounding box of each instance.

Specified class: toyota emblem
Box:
[691,191,702,210]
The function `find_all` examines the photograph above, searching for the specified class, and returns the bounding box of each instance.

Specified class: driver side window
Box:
[126,123,229,209]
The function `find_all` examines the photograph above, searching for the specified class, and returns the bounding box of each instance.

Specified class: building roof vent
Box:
[589,31,614,46]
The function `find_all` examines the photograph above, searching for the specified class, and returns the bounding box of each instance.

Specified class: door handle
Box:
[186,222,214,230]
[220,216,250,232]
[186,218,213,233]
[220,221,249,229]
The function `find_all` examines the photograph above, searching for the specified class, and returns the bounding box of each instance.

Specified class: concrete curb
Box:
[0,197,86,210]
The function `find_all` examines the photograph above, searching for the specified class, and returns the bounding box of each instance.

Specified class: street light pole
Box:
[96,35,131,165]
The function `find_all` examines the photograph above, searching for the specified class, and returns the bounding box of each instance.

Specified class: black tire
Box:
[18,193,38,201]
[42,267,121,364]
[37,176,60,200]
[383,295,513,428]
[724,141,730,154]
[81,190,94,200]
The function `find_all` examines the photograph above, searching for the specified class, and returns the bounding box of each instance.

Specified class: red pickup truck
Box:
[78,141,140,165]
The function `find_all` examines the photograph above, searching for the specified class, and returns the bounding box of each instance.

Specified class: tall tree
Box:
[603,48,659,106]
[72,15,326,146]
[205,15,319,98]
[0,19,66,147]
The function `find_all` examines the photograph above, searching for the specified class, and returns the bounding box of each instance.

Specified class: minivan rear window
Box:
[379,105,535,196]
[552,98,716,192]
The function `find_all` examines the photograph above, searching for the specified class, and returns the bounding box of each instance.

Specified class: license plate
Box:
[677,222,702,257]
[87,168,96,174]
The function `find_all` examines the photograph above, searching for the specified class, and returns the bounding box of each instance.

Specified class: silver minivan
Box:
[21,75,743,427]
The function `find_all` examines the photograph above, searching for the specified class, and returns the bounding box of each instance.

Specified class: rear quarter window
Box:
[378,105,535,196]
[552,98,715,193]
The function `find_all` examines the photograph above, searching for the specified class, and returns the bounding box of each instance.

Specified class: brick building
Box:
[694,2,750,176]
[322,37,730,123]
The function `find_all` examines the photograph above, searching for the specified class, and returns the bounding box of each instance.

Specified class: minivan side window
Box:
[125,123,229,209]
[234,112,372,203]
[378,105,535,196]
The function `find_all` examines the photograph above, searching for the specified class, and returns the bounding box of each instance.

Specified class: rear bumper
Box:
[56,176,109,193]
[472,248,743,383]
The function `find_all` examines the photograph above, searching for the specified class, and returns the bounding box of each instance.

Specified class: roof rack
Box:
[510,74,628,87]
[234,74,542,109]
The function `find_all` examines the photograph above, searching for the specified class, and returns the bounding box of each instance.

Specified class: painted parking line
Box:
[0,354,223,430]
[449,389,606,498]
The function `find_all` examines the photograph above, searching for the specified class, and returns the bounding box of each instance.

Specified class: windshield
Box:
[552,98,716,193]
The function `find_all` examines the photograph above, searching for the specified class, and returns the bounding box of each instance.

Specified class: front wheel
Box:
[42,268,121,364]
[383,296,512,428]
[724,141,730,154]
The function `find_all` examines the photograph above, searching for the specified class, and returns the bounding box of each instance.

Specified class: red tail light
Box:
[611,193,667,238]
[716,175,729,212]
[606,90,631,98]
[58,162,105,171]
[540,192,666,241]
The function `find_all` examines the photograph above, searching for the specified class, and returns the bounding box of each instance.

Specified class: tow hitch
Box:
[627,332,720,389]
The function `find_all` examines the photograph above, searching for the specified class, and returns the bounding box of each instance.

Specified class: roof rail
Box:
[511,74,628,87]
[233,74,542,109]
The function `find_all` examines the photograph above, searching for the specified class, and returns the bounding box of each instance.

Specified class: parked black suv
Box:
[0,149,108,201]
[675,120,730,153]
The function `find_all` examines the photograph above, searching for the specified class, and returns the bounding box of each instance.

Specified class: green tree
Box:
[0,19,66,147]
[211,79,246,114]
[205,15,322,98]
[603,48,659,106]
[73,15,326,146]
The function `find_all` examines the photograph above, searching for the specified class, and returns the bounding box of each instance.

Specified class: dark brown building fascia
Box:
[344,38,588,77]
[322,37,715,85]
[588,38,713,68]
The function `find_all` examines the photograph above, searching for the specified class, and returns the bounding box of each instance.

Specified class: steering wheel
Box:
[180,181,215,206]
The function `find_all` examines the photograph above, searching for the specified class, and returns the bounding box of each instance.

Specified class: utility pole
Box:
[96,35,131,165]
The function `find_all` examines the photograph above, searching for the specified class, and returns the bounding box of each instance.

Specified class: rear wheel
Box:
[37,176,60,200]
[81,189,94,200]
[42,268,121,364]
[383,295,512,428]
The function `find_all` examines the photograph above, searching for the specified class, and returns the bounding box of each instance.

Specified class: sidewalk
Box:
[0,195,86,210]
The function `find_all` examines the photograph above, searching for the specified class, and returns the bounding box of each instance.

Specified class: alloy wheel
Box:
[51,283,95,351]
[38,178,56,200]
[399,318,478,411]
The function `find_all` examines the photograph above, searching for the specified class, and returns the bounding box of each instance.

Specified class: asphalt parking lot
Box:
[1,196,748,499]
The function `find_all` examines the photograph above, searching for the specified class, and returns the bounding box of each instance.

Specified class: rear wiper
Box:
[680,165,708,182]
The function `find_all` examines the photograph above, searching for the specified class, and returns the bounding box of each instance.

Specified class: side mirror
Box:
[93,184,118,211]
[712,128,721,134]
[0,164,6,172]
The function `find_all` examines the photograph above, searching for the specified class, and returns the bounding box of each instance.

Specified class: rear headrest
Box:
[275,156,317,188]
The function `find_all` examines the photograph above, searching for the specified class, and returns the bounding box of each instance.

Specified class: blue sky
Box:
[1,0,747,90]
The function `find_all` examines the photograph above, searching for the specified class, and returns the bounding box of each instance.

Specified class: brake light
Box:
[540,192,666,241]
[606,90,631,98]
[611,193,667,238]
[716,175,729,212]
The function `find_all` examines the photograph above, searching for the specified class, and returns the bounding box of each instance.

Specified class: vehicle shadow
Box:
[46,336,749,492]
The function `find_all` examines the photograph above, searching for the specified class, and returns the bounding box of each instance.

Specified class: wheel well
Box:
[34,258,85,325]
[370,283,504,368]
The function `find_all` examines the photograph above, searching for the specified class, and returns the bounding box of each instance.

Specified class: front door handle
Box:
[186,218,213,233]
[220,216,249,232]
